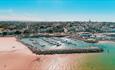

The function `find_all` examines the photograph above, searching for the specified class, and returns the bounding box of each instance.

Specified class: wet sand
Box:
[38,54,87,70]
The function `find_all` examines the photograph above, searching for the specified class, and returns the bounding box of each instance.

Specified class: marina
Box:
[21,37,103,54]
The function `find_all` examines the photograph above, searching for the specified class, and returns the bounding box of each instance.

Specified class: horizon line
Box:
[0,20,114,23]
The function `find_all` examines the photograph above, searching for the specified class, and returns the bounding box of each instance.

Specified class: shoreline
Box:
[0,36,113,70]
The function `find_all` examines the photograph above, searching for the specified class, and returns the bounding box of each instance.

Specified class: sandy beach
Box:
[0,37,41,70]
[0,37,88,70]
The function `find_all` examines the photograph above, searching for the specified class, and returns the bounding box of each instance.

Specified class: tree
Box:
[14,31,21,35]
[2,32,7,36]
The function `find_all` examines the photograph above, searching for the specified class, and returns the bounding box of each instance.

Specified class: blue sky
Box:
[0,0,115,21]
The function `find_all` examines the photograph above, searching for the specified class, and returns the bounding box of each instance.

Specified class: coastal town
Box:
[0,21,115,54]
[0,21,115,34]
[0,21,115,70]
[0,21,115,41]
[1,0,115,70]
[1,21,115,70]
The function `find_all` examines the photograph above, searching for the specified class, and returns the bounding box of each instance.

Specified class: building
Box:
[79,32,96,39]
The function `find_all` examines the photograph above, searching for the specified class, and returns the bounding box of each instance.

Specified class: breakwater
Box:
[35,48,103,55]
[20,41,103,55]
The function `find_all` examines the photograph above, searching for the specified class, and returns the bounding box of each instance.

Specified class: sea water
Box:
[81,43,115,70]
